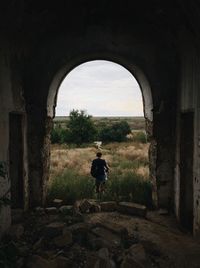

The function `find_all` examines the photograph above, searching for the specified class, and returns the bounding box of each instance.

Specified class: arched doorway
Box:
[47,58,156,206]
[25,35,177,213]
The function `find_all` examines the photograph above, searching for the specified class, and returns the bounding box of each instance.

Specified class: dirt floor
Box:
[2,203,200,268]
[86,211,200,267]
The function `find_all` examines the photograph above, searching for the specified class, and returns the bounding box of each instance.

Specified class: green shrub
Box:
[51,110,98,145]
[98,120,131,142]
[66,109,97,144]
[132,131,147,143]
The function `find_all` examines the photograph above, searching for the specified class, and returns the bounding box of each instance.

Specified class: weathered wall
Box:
[1,0,196,236]
[0,48,12,235]
[0,42,28,236]
[175,32,200,234]
[22,23,178,210]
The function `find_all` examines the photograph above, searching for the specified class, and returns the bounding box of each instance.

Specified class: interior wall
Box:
[9,113,24,209]
[179,111,194,231]
[0,43,27,236]
[175,33,200,234]
[0,48,13,235]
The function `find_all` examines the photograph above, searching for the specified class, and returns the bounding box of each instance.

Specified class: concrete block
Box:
[52,199,63,207]
[100,201,117,212]
[91,227,121,247]
[45,207,58,215]
[59,205,73,215]
[44,222,65,238]
[97,221,128,237]
[25,255,54,268]
[67,222,93,234]
[53,231,73,248]
[79,199,92,213]
[121,256,144,268]
[8,224,24,240]
[117,202,147,217]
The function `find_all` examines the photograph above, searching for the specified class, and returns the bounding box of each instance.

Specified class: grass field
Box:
[48,139,152,207]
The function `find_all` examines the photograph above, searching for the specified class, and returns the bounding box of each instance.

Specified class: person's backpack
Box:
[90,163,97,178]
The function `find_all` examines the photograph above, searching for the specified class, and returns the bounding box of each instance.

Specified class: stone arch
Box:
[24,30,177,210]
[47,56,153,124]
[47,56,156,205]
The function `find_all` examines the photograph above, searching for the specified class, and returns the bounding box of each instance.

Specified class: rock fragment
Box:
[100,201,117,212]
[45,207,58,215]
[118,202,147,217]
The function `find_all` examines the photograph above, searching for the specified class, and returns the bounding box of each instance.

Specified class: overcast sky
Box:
[56,60,144,117]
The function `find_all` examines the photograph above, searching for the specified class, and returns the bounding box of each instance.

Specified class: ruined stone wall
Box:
[0,42,28,236]
[22,23,178,211]
[0,48,12,236]
[175,33,200,235]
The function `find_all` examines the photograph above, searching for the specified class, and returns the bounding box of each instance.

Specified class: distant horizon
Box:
[56,60,144,117]
[54,115,144,118]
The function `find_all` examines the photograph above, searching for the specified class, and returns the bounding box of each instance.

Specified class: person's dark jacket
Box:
[90,158,108,177]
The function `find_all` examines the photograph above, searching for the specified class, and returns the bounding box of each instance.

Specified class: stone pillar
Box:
[154,104,176,210]
[27,105,52,207]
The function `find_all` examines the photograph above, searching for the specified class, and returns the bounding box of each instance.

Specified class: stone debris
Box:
[97,220,128,238]
[8,223,24,240]
[18,244,30,257]
[158,208,169,215]
[2,200,177,268]
[45,207,58,215]
[95,257,116,268]
[86,251,116,268]
[11,209,24,224]
[53,231,73,248]
[79,199,93,213]
[52,198,63,207]
[33,237,44,251]
[25,254,54,268]
[118,202,147,217]
[126,243,148,266]
[91,226,122,248]
[67,222,93,234]
[44,222,65,238]
[67,222,93,245]
[86,253,101,268]
[87,233,115,250]
[39,249,58,260]
[100,201,117,212]
[121,255,144,268]
[89,203,101,213]
[35,207,45,215]
[98,247,109,259]
[59,205,74,215]
[51,256,74,267]
[74,199,148,219]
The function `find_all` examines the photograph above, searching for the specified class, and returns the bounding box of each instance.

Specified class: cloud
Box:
[56,60,144,116]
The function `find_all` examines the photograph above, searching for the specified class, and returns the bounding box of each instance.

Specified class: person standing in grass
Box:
[90,152,109,193]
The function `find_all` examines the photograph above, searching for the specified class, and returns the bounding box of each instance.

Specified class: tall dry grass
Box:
[48,141,152,206]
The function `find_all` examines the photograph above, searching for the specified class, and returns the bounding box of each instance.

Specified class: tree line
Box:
[51,109,131,145]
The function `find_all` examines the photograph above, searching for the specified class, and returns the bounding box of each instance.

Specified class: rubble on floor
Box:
[1,199,200,268]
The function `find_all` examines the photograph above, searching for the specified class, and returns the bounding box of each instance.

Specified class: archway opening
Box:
[47,60,155,208]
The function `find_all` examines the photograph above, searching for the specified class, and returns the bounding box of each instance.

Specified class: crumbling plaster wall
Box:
[0,49,13,235]
[175,33,200,235]
[0,44,27,236]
